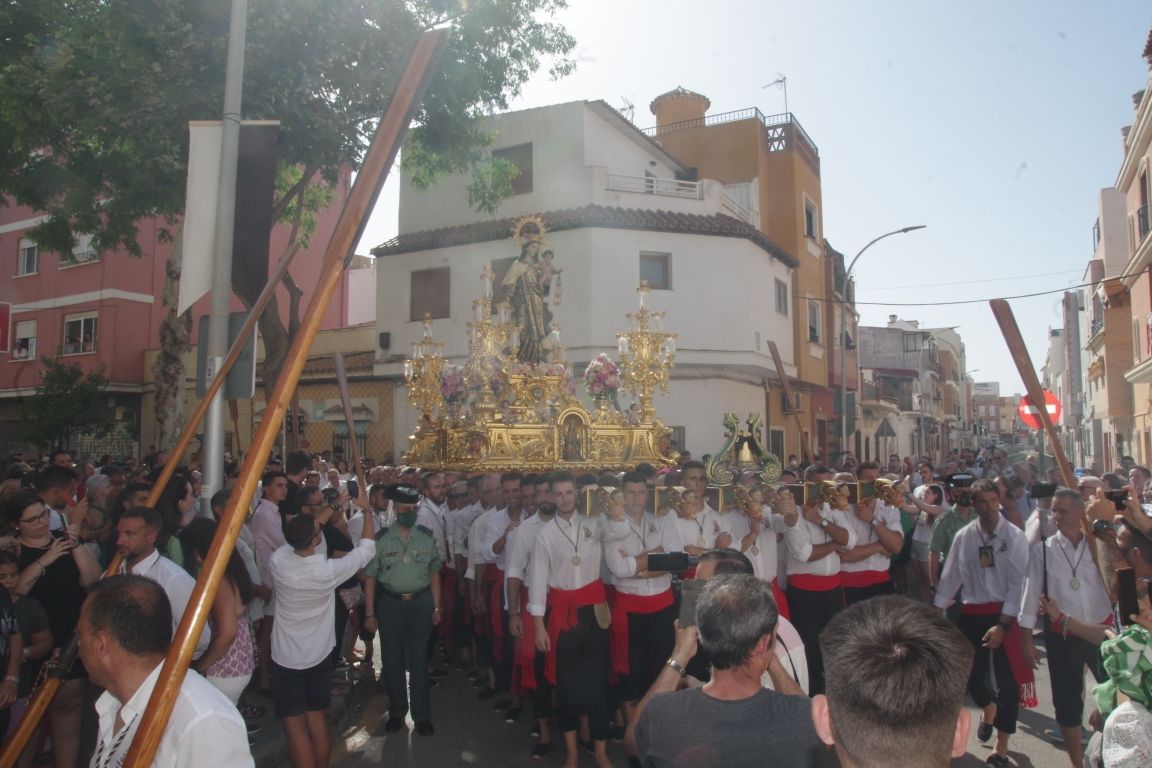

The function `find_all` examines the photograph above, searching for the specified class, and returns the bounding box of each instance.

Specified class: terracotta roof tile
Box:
[371,204,797,268]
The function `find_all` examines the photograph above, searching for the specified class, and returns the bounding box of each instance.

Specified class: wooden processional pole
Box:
[117,28,450,767]
[989,298,1111,593]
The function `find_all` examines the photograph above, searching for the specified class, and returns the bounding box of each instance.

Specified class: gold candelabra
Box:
[616,281,677,423]
[404,314,445,424]
[465,265,517,421]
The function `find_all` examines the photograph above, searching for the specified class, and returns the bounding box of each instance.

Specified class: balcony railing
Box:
[1090,315,1104,338]
[721,190,757,224]
[641,108,819,169]
[605,173,702,199]
[57,339,99,356]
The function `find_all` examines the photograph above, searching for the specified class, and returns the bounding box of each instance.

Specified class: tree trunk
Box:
[152,231,192,450]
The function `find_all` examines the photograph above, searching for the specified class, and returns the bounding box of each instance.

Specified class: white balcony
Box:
[605,173,702,200]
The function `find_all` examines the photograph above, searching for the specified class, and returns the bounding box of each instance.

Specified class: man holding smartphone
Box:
[603,471,681,727]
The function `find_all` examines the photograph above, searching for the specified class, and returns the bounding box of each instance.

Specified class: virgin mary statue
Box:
[502,237,555,364]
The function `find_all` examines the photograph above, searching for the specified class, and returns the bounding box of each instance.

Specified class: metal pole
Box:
[839,225,926,469]
[202,0,248,502]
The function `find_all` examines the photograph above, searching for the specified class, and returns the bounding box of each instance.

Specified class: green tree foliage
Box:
[21,358,114,450]
[0,0,576,254]
[0,0,574,443]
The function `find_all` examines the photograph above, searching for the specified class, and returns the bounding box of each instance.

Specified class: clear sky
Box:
[358,1,1152,397]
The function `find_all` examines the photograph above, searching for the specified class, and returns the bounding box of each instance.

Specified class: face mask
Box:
[396,511,418,528]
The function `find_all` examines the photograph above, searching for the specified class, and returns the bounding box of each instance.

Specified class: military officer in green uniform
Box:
[363,484,442,736]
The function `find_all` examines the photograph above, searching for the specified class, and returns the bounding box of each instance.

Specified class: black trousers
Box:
[959,611,1019,734]
[531,651,553,721]
[622,602,677,701]
[378,590,435,721]
[843,578,894,607]
[1045,629,1105,727]
[786,584,845,696]
[495,605,515,693]
[551,605,609,740]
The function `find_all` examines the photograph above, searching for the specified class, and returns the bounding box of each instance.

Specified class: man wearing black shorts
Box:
[269,508,376,768]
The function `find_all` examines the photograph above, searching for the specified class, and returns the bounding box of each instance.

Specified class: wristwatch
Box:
[819,518,830,529]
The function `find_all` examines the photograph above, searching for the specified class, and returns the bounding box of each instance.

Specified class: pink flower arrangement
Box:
[583,354,621,399]
[440,365,466,403]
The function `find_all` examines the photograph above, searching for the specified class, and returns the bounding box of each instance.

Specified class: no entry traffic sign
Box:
[1018,390,1061,430]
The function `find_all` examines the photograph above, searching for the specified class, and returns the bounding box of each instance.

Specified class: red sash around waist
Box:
[608,588,675,677]
[962,602,1037,709]
[787,573,842,592]
[544,580,606,685]
[840,569,891,588]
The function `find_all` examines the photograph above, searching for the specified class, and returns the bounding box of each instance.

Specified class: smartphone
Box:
[679,578,705,628]
[1106,490,1129,511]
[346,478,360,500]
[1031,482,1058,500]
[779,484,805,506]
[646,552,691,573]
[1117,567,1140,626]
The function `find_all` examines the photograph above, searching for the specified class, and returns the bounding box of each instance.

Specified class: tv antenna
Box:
[762,74,788,114]
[619,97,635,123]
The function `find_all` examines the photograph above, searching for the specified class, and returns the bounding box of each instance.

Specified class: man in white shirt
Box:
[79,575,253,768]
[933,479,1031,768]
[347,483,392,541]
[506,491,556,757]
[528,471,613,768]
[417,472,455,663]
[1019,490,1109,768]
[671,462,730,556]
[838,480,904,605]
[603,471,681,724]
[116,506,210,658]
[466,473,502,699]
[270,507,376,768]
[481,471,528,715]
[783,478,856,696]
[251,469,289,691]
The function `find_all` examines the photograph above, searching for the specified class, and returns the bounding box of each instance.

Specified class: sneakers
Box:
[415,720,435,736]
[477,686,496,700]
[503,707,521,723]
[977,722,994,743]
[531,742,551,759]
[985,754,1010,768]
[384,717,405,733]
[494,697,512,711]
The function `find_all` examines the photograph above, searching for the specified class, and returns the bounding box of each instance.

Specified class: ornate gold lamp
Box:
[464,265,516,423]
[616,281,677,423]
[403,313,445,427]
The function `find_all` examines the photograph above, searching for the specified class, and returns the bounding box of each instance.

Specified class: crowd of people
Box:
[0,445,1149,768]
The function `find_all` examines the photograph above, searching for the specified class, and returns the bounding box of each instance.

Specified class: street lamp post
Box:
[838,225,926,468]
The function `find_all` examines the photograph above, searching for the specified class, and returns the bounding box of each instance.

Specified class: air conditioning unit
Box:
[782,392,803,413]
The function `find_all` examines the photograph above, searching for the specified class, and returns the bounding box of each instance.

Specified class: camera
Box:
[321,487,340,503]
[1031,482,1058,500]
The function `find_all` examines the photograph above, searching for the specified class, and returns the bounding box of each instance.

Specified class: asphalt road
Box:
[328,632,1085,768]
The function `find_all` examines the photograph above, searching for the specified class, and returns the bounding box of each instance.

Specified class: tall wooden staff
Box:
[989,298,1110,592]
[116,28,450,766]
